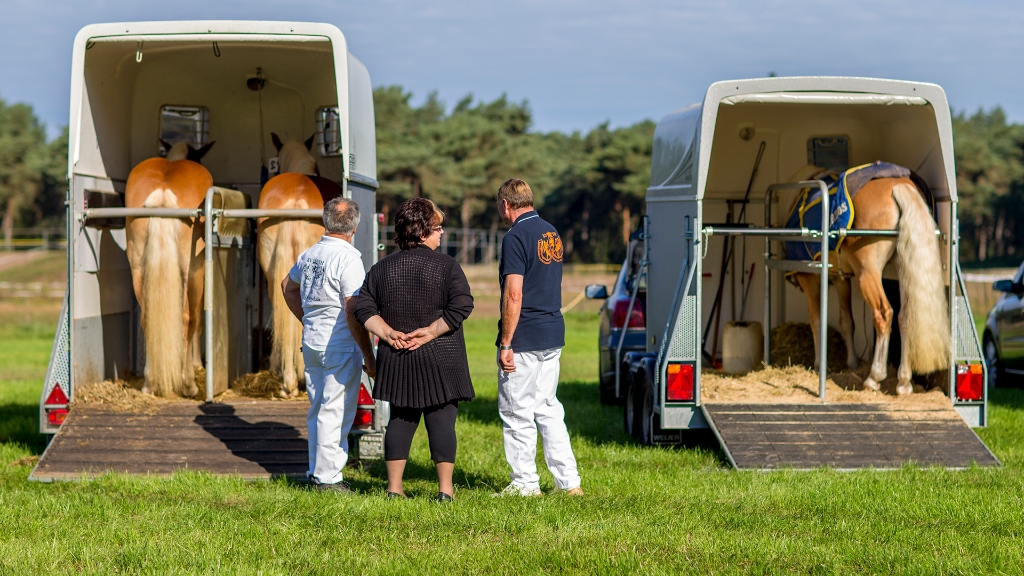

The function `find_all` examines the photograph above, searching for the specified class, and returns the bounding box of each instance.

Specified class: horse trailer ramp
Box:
[30,401,381,481]
[701,403,1000,471]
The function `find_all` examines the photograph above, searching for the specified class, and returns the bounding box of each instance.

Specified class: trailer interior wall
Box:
[696,100,954,362]
[69,30,374,388]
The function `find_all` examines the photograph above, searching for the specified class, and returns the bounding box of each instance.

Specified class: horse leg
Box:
[896,292,914,395]
[855,270,892,391]
[835,275,858,369]
[795,273,823,369]
[126,218,150,394]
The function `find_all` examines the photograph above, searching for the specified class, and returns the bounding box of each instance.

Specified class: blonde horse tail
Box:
[893,181,950,373]
[142,216,187,396]
[267,219,305,395]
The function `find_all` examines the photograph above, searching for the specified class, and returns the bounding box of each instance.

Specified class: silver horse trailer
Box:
[39,22,383,455]
[620,77,998,469]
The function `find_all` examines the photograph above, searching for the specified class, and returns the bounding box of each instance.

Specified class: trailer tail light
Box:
[666,362,694,402]
[956,363,984,401]
[46,408,69,426]
[611,298,645,329]
[354,384,374,429]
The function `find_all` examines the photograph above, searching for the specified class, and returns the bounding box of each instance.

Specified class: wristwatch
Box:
[498,345,513,351]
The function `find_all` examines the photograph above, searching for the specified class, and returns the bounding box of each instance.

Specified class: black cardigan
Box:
[353,246,475,408]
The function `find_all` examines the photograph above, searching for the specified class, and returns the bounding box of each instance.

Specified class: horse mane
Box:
[278,139,318,175]
[165,142,190,162]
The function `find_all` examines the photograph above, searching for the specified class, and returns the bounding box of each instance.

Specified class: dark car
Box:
[586,233,647,405]
[983,260,1024,388]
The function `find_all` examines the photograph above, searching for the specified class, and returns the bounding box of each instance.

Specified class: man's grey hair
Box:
[323,197,360,235]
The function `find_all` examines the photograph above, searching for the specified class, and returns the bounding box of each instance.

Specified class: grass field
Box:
[2,284,1024,573]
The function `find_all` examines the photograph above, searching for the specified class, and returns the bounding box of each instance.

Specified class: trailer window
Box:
[315,106,343,157]
[807,136,849,172]
[158,105,210,156]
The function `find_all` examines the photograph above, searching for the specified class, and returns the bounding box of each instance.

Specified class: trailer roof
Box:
[649,77,957,202]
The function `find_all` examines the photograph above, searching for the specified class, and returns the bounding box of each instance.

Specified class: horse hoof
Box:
[863,378,881,392]
[276,389,291,399]
[141,385,152,395]
[896,383,913,395]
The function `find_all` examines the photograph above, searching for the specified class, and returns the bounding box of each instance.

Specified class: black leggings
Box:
[384,402,459,463]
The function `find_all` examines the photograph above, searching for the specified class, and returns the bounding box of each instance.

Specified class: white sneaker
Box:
[491,483,542,497]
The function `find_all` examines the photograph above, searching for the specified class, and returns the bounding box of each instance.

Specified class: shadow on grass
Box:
[989,387,1024,410]
[0,402,47,455]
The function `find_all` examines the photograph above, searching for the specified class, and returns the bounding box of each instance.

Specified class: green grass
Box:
[2,310,1024,573]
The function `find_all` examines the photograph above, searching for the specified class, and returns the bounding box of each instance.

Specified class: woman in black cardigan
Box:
[353,198,474,502]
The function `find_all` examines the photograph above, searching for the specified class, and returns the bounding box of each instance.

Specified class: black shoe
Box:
[314,480,354,494]
[435,492,454,503]
[386,491,409,499]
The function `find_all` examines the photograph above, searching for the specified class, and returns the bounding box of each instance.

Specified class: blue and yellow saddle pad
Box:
[784,161,911,262]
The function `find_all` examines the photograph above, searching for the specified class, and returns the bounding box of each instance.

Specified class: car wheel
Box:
[985,338,1003,388]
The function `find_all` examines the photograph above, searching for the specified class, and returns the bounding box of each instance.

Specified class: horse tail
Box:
[265,217,312,395]
[893,181,950,373]
[141,214,187,396]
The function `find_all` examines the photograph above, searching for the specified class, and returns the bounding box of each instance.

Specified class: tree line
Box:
[2,89,1023,265]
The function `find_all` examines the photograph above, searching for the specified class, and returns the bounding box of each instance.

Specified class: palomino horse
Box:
[125,140,215,397]
[256,134,344,397]
[788,165,950,395]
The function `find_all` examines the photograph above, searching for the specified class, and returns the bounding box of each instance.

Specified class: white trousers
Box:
[498,347,581,491]
[302,346,362,484]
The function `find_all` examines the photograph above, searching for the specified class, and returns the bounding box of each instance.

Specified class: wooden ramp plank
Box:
[702,403,1000,470]
[30,401,313,481]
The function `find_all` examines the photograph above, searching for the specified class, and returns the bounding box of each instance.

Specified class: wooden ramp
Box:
[30,401,310,481]
[701,403,1000,470]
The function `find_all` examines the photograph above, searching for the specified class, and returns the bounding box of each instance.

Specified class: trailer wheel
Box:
[624,378,637,437]
[636,380,653,446]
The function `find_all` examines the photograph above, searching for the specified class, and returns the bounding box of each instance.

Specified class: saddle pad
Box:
[784,161,910,262]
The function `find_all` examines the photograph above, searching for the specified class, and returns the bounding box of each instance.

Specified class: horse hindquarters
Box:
[892,181,950,377]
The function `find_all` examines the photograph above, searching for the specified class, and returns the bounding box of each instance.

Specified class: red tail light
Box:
[666,363,694,402]
[47,408,68,426]
[956,363,983,401]
[611,298,645,328]
[354,409,373,428]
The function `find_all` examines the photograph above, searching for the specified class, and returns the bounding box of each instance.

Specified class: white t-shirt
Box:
[288,236,365,352]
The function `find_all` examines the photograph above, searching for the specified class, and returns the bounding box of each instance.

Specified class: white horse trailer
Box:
[620,77,998,469]
[38,22,383,457]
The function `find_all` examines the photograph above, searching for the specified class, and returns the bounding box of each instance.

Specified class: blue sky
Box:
[1,0,1022,139]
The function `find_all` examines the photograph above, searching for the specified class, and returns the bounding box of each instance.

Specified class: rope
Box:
[560,288,587,314]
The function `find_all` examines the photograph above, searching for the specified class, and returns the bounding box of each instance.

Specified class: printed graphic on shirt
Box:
[537,231,563,265]
[303,258,327,290]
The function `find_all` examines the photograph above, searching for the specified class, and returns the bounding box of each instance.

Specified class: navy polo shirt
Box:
[497,210,565,352]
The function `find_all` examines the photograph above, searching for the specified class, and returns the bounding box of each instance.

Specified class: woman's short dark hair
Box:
[394,198,444,250]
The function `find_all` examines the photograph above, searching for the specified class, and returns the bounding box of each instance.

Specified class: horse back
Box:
[126,158,213,209]
[257,172,337,210]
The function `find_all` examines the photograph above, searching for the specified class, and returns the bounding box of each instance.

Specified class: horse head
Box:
[160,140,216,163]
[271,132,318,176]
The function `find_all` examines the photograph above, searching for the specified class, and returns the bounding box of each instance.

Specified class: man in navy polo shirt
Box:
[493,178,582,497]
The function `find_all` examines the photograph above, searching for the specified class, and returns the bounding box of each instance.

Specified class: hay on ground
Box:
[231,370,286,399]
[73,378,165,412]
[701,363,951,409]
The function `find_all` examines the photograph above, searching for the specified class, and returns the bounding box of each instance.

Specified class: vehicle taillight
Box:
[611,298,645,329]
[354,409,373,428]
[354,384,374,429]
[956,363,983,401]
[47,408,68,426]
[666,362,694,402]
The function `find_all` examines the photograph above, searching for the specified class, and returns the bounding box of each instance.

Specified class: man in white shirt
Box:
[282,197,375,492]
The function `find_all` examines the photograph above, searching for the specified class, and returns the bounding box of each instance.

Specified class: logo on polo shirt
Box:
[537,232,563,264]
